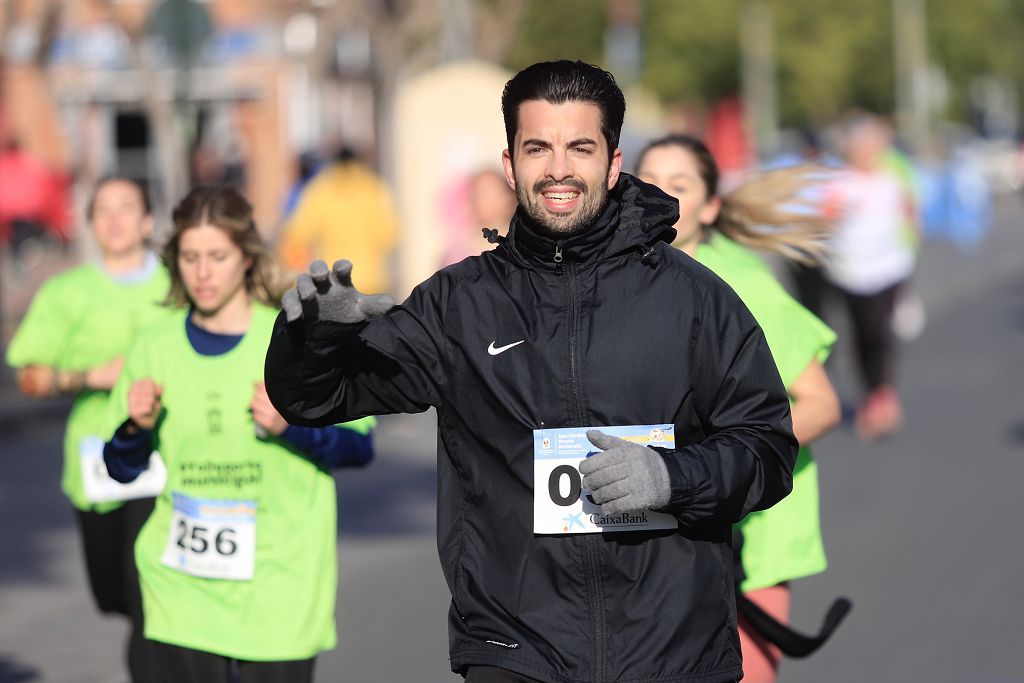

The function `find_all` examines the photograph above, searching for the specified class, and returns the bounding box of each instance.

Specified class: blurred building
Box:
[0,0,381,233]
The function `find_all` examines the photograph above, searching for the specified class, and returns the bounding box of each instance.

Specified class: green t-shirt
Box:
[5,261,171,512]
[695,234,836,592]
[108,304,373,660]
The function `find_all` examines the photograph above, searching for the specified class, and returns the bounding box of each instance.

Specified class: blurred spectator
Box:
[191,140,247,189]
[706,95,752,188]
[916,137,992,253]
[281,150,324,221]
[440,167,517,267]
[822,114,917,441]
[0,138,72,265]
[277,147,398,294]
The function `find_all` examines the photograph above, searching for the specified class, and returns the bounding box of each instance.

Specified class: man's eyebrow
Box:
[568,138,598,147]
[521,138,552,149]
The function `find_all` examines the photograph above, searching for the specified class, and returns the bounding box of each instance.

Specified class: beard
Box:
[516,176,609,237]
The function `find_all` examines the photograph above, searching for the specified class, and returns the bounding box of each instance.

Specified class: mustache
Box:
[532,178,587,194]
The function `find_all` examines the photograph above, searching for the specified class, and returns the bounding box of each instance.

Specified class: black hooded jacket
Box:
[265,174,797,682]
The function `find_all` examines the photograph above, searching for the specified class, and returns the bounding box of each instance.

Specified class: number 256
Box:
[175,521,238,555]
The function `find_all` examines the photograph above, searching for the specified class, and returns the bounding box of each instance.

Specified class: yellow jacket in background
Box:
[279,161,399,294]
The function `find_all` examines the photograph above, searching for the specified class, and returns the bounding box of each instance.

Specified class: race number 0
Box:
[548,464,582,506]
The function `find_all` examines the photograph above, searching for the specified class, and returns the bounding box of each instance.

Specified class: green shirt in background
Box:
[108,304,372,660]
[5,261,171,513]
[696,234,836,592]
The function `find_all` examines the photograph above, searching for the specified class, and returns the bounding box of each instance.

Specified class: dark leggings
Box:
[840,282,902,393]
[789,262,830,321]
[74,497,159,682]
[788,263,903,394]
[152,642,316,683]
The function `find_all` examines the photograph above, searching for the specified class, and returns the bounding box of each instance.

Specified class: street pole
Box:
[740,1,778,162]
[439,0,474,63]
[893,0,929,151]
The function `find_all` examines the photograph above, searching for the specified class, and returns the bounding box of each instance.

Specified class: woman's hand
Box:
[16,365,58,398]
[128,378,163,430]
[251,382,288,437]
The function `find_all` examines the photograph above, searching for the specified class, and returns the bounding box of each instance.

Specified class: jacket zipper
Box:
[563,253,606,682]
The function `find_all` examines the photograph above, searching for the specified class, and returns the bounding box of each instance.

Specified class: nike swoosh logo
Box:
[487,340,525,356]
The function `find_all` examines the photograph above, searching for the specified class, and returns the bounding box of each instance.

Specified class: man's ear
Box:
[607,148,623,190]
[501,149,516,191]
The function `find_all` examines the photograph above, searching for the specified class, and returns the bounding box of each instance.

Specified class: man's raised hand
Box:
[282,259,394,326]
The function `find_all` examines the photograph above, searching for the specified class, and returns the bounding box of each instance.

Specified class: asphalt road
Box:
[1,195,1022,683]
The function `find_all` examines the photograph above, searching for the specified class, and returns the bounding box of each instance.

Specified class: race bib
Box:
[161,493,257,581]
[533,424,679,535]
[80,436,167,504]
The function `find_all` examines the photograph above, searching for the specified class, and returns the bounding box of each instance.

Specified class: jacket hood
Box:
[502,173,679,268]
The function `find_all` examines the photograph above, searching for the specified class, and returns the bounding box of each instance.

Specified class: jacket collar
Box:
[503,173,679,269]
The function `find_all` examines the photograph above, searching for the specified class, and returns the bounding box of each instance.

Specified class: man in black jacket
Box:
[266,60,797,683]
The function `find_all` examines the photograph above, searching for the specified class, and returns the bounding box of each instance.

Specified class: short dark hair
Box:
[501,60,626,158]
[87,175,152,220]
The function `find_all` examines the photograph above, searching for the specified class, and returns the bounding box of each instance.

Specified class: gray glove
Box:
[580,430,671,513]
[282,259,394,325]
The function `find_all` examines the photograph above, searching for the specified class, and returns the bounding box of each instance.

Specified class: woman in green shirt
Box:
[103,185,375,683]
[636,135,841,683]
[6,176,170,681]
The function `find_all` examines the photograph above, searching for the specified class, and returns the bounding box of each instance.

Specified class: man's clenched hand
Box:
[282,259,394,327]
[580,430,671,514]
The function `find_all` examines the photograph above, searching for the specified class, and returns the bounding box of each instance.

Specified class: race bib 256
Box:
[161,493,256,580]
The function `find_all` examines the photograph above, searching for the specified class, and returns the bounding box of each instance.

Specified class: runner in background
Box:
[636,135,842,683]
[102,185,375,683]
[5,176,170,682]
[823,115,918,440]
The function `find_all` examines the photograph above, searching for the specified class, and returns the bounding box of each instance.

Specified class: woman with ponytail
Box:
[636,135,843,683]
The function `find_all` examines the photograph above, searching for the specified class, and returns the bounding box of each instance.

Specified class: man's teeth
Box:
[543,192,579,202]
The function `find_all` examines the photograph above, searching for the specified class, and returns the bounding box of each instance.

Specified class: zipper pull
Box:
[553,244,563,264]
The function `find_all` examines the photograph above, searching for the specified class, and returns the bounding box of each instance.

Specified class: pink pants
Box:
[738,583,792,683]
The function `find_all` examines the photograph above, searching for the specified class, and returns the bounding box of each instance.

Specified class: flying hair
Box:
[718,164,835,264]
[636,134,835,264]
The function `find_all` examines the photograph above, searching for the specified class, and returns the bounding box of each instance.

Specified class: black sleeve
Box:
[103,420,154,483]
[659,283,798,526]
[265,277,447,427]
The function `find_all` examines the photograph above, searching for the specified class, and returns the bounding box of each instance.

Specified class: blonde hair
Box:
[636,135,833,264]
[162,186,287,307]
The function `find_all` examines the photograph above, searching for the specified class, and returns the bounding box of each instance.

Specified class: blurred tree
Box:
[641,0,895,126]
[504,0,607,70]
[641,0,741,104]
[772,0,895,124]
[929,0,1024,120]
[504,0,1022,128]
